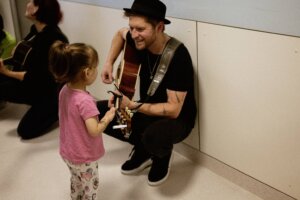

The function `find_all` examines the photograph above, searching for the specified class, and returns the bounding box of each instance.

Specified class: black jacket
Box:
[23,25,68,101]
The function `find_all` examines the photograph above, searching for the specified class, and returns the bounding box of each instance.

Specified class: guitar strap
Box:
[147,37,182,96]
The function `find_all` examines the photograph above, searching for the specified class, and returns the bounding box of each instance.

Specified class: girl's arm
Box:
[85,107,116,137]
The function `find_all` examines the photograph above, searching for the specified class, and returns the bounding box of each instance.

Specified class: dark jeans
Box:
[97,100,193,158]
[0,75,58,139]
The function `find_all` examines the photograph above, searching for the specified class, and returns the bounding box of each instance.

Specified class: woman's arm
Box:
[0,59,26,81]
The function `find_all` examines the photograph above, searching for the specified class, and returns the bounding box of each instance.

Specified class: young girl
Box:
[49,41,115,200]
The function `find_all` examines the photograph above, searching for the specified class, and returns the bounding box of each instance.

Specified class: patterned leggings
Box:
[64,159,100,200]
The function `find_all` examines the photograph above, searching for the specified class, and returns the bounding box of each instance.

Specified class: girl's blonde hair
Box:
[49,40,98,83]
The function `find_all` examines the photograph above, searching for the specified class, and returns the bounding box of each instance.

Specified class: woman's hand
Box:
[0,59,9,75]
[0,59,26,81]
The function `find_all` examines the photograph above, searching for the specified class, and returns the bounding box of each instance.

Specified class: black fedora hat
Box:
[123,0,171,24]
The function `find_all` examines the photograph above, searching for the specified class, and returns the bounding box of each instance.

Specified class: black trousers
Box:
[97,100,193,158]
[0,75,58,139]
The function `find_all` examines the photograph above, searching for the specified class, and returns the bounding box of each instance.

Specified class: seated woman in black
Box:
[0,0,68,139]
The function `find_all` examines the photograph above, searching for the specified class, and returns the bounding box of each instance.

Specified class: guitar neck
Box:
[115,41,141,100]
[3,57,13,65]
[3,40,33,71]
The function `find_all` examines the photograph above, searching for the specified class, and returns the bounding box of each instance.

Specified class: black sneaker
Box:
[148,152,173,186]
[121,147,152,175]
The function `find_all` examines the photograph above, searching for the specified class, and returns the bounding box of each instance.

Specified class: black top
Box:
[23,25,68,101]
[126,33,197,128]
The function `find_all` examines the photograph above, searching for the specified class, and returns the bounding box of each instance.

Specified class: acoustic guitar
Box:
[3,40,33,71]
[112,41,141,139]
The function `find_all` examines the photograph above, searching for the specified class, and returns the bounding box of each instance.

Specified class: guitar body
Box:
[115,41,141,138]
[3,40,33,71]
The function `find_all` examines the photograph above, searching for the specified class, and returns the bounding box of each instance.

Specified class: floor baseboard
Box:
[174,142,297,200]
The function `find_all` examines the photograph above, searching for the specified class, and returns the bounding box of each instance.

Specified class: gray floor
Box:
[0,103,263,200]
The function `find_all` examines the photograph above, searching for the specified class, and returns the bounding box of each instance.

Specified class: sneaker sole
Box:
[121,159,152,175]
[147,168,170,186]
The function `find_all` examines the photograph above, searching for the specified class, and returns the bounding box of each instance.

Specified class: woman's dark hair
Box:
[49,41,98,83]
[0,14,3,30]
[0,14,5,40]
[33,0,63,25]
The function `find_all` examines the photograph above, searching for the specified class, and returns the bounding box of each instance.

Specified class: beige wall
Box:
[15,1,299,199]
[0,0,16,37]
[197,23,300,199]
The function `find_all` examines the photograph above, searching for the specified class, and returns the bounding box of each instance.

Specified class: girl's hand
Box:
[86,106,116,137]
[108,94,115,108]
[104,107,116,122]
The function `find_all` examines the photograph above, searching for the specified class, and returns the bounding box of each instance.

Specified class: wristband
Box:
[132,102,143,113]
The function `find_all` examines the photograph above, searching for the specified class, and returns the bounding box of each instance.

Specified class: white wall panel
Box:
[165,19,199,149]
[197,22,300,199]
[0,0,16,37]
[60,2,127,99]
[61,0,300,37]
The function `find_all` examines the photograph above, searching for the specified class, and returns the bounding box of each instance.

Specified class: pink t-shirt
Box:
[59,85,104,164]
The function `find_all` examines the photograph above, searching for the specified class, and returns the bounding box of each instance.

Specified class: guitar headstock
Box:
[116,107,133,139]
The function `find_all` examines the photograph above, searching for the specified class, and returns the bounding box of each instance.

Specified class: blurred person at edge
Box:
[0,0,68,139]
[0,13,16,109]
[0,14,16,59]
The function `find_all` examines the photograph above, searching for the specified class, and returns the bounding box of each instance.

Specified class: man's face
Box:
[128,16,158,50]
